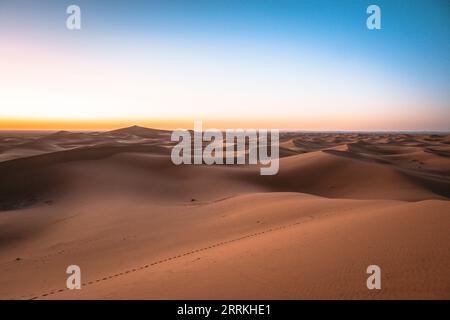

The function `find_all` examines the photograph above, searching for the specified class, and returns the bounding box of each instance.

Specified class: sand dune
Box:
[0,127,449,299]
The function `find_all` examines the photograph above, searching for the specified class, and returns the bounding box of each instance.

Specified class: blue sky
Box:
[0,0,449,130]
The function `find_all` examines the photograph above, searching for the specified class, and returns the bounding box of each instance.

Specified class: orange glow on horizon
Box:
[1,116,448,132]
[1,118,285,131]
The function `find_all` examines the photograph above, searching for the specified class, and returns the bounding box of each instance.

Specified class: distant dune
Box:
[0,126,449,299]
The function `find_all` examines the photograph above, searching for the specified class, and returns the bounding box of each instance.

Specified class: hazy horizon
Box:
[1,124,450,134]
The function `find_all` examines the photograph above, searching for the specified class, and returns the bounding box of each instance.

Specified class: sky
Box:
[0,0,449,130]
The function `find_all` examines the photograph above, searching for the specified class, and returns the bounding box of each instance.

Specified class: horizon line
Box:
[2,117,449,132]
[1,125,449,134]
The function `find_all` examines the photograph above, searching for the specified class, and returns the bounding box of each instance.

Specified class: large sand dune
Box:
[0,127,449,299]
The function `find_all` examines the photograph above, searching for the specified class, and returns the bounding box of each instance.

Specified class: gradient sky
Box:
[0,0,449,130]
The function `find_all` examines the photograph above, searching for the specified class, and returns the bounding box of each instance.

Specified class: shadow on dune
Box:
[0,145,170,211]
[1,129,449,211]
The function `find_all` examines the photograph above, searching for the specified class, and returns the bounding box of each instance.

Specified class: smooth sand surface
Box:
[0,127,449,299]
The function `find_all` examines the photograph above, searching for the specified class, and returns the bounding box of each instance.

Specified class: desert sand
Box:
[0,126,449,299]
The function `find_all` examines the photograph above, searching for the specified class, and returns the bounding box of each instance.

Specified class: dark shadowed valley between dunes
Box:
[0,126,449,299]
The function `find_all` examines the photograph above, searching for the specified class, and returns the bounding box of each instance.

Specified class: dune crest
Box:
[0,128,449,299]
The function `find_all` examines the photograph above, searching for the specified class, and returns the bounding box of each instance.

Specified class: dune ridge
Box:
[0,126,449,299]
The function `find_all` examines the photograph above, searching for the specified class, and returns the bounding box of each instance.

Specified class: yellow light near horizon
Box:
[1,36,448,132]
[2,113,448,132]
